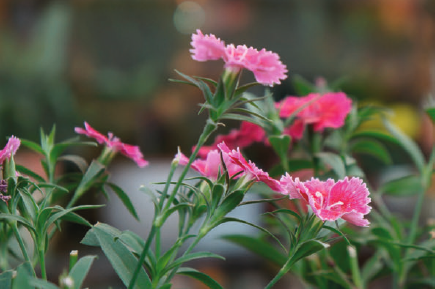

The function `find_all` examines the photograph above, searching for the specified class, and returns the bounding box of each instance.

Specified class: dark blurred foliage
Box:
[0,0,433,156]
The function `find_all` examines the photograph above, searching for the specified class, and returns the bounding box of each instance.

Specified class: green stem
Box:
[155,228,161,260]
[11,222,32,269]
[348,246,363,289]
[164,228,208,284]
[265,257,293,289]
[38,248,47,280]
[128,225,156,289]
[406,187,425,245]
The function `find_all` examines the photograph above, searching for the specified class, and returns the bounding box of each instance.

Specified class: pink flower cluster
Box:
[179,140,371,227]
[177,141,283,193]
[277,92,352,140]
[0,136,20,164]
[176,148,241,181]
[281,175,371,227]
[75,122,148,168]
[190,30,288,87]
[196,92,353,154]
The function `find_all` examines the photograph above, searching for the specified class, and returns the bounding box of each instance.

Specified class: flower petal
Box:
[190,29,226,61]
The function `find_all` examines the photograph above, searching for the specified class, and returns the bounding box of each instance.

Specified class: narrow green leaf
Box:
[239,196,288,206]
[197,79,216,107]
[18,188,39,221]
[155,234,197,274]
[234,82,260,97]
[322,226,350,245]
[177,267,223,289]
[118,230,145,254]
[289,240,329,267]
[378,175,423,196]
[228,108,270,122]
[351,130,399,145]
[106,183,139,221]
[0,214,36,234]
[59,211,95,227]
[223,234,286,266]
[159,203,192,227]
[20,139,44,155]
[88,223,152,288]
[388,242,435,254]
[0,270,13,288]
[210,184,225,212]
[81,228,99,247]
[167,252,225,272]
[212,190,244,221]
[216,217,286,252]
[265,208,302,223]
[383,118,425,172]
[69,255,97,289]
[269,135,291,161]
[12,262,34,289]
[51,140,97,162]
[196,76,218,87]
[350,139,392,164]
[316,152,346,178]
[37,183,69,194]
[44,205,103,233]
[219,113,269,127]
[139,186,160,212]
[29,278,60,289]
[72,160,106,203]
[361,251,384,285]
[173,69,199,86]
[37,207,54,234]
[58,155,89,174]
[15,165,46,183]
[310,270,353,289]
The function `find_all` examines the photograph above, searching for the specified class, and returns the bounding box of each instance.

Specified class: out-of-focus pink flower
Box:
[75,122,148,168]
[0,136,20,164]
[277,92,352,138]
[218,142,283,192]
[280,175,371,227]
[198,121,266,158]
[190,30,288,86]
[74,122,109,145]
[117,143,149,168]
[175,148,241,181]
[282,119,305,141]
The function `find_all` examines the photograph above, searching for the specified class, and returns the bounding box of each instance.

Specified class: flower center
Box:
[315,191,324,207]
[325,201,344,211]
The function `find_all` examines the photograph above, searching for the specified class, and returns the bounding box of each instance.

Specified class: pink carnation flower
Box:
[190,30,226,61]
[0,136,20,164]
[198,121,266,158]
[75,122,148,168]
[218,142,283,192]
[190,29,288,86]
[280,174,371,227]
[175,148,241,181]
[277,92,352,139]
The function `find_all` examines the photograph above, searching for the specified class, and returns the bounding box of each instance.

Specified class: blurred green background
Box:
[1,0,434,156]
